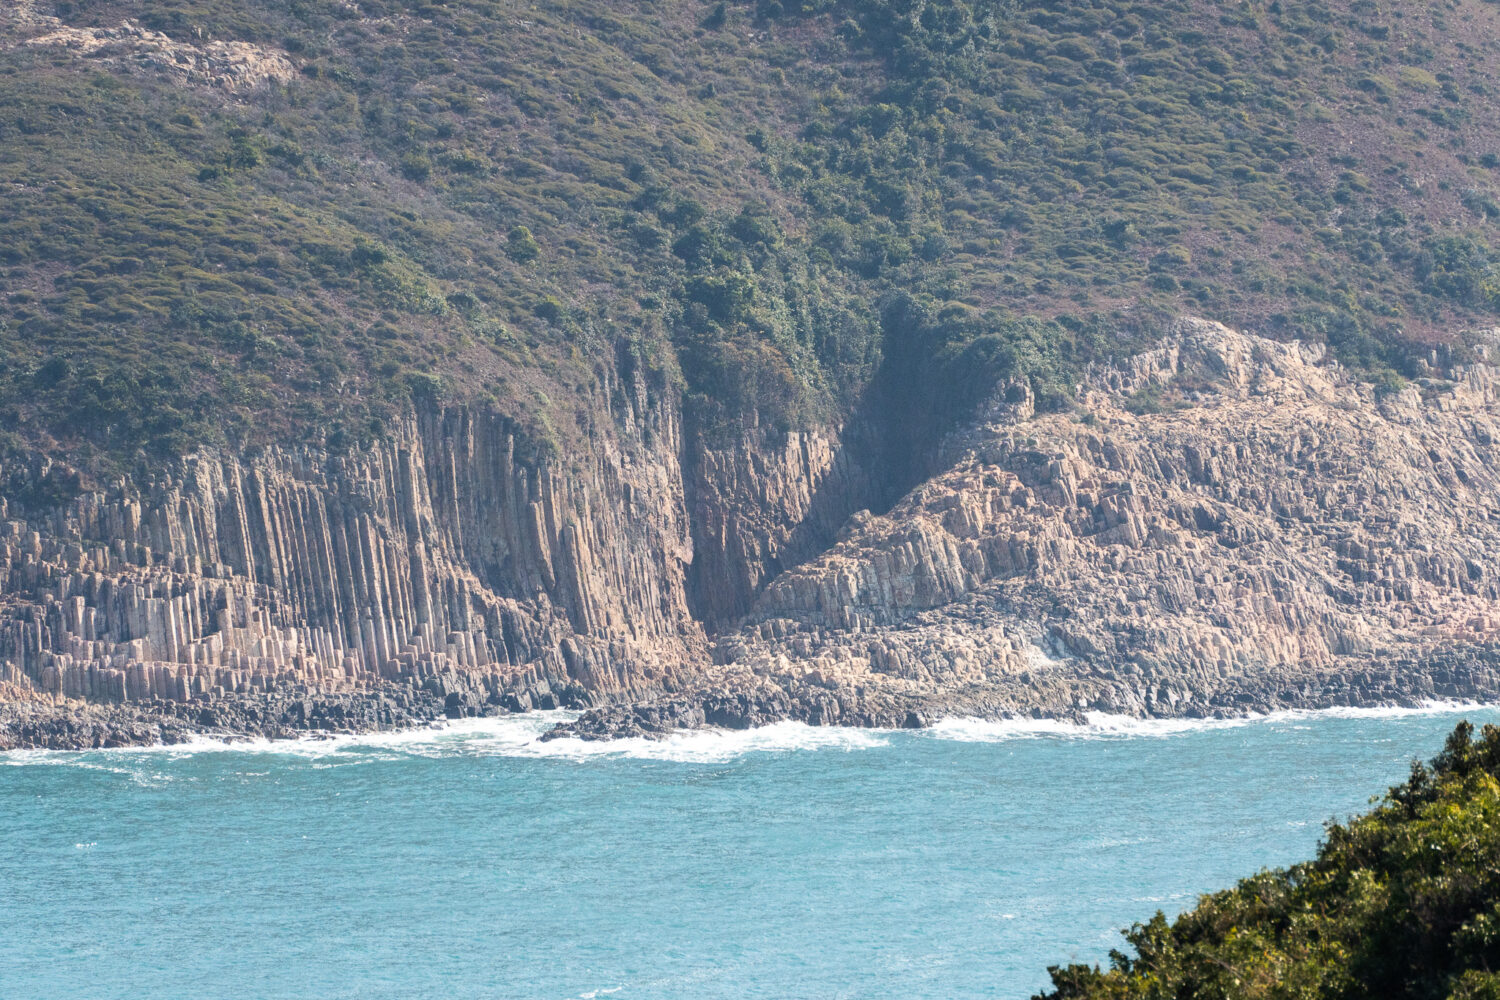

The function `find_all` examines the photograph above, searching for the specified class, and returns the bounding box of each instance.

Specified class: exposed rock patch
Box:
[7,9,295,91]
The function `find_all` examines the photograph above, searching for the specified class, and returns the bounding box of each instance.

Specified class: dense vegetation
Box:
[1038,721,1500,1000]
[4,0,1500,467]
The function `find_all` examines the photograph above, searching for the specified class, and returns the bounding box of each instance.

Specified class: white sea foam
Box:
[458,715,890,763]
[2,711,888,765]
[924,713,1244,742]
[0,715,532,765]
[5,699,1494,765]
[926,700,1500,743]
[208,712,889,763]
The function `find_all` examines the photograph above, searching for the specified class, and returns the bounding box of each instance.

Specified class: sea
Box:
[2,704,1493,1000]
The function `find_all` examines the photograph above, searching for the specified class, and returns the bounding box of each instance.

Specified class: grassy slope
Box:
[4,0,1500,470]
[1038,721,1500,1000]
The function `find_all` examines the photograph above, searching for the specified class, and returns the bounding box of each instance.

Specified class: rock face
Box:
[694,319,1500,722]
[8,318,1500,748]
[0,366,711,728]
[685,422,885,630]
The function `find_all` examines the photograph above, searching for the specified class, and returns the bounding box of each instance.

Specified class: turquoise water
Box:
[2,706,1492,1000]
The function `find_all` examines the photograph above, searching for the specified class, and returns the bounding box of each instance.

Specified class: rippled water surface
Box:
[3,705,1494,999]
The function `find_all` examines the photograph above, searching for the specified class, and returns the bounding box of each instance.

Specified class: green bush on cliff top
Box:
[5,0,1500,464]
[1037,721,1500,1000]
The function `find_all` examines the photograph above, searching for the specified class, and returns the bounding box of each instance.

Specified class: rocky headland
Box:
[7,320,1500,749]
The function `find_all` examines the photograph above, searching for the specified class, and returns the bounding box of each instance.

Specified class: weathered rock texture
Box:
[5,7,296,91]
[8,319,1500,748]
[685,422,885,630]
[0,367,713,733]
[675,319,1500,727]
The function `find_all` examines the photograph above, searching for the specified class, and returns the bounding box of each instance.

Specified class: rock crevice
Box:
[699,320,1500,720]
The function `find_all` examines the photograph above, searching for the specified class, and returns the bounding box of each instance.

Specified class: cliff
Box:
[7,320,1500,747]
[0,350,886,744]
[13,0,1500,747]
[727,320,1500,702]
[558,320,1500,737]
[0,364,700,722]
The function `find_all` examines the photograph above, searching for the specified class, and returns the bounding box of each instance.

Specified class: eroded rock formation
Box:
[8,319,1500,747]
[682,319,1500,726]
[0,367,710,725]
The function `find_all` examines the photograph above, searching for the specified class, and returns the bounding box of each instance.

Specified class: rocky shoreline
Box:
[0,676,604,751]
[0,686,441,751]
[7,653,1500,750]
[541,659,1500,740]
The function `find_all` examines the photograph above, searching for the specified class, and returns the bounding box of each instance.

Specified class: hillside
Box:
[5,0,1500,466]
[1038,720,1500,1000]
[8,1,1500,744]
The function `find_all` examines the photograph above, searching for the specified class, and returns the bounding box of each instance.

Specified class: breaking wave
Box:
[926,701,1500,743]
[5,701,1495,767]
[3,711,889,766]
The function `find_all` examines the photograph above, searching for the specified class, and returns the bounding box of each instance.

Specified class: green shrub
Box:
[1039,722,1500,1000]
[506,226,541,264]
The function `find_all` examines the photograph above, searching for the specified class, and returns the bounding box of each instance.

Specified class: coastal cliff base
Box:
[8,321,1500,748]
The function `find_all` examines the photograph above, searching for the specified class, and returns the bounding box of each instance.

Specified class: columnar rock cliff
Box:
[0,365,710,716]
[7,319,1500,745]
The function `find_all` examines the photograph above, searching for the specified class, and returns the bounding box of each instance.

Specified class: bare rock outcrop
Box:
[688,319,1500,720]
[685,422,883,629]
[5,7,295,91]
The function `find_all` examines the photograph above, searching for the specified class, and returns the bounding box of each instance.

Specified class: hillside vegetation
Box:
[1038,721,1500,1000]
[4,0,1500,467]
